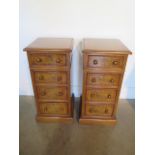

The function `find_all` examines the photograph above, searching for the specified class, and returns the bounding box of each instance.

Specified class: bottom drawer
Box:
[39,103,68,115]
[86,104,114,117]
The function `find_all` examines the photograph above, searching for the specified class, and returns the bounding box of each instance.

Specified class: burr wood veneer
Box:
[79,39,132,125]
[24,38,73,123]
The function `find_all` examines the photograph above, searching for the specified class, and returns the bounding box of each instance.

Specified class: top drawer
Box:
[86,55,125,69]
[28,53,67,67]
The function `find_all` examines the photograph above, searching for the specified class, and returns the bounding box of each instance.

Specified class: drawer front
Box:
[29,53,67,66]
[34,71,67,84]
[39,103,67,115]
[87,55,124,69]
[36,86,67,101]
[86,88,117,103]
[86,105,114,116]
[87,73,121,87]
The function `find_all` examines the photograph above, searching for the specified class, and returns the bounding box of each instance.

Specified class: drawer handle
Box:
[112,61,118,65]
[39,75,44,80]
[90,93,95,98]
[93,59,98,65]
[41,91,46,96]
[89,108,97,113]
[44,106,48,112]
[57,76,62,81]
[36,58,42,62]
[56,58,62,63]
[109,79,114,83]
[89,108,93,113]
[105,109,109,114]
[107,94,111,99]
[91,78,96,83]
[58,92,63,96]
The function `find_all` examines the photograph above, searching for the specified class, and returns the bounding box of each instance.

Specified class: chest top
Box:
[24,38,73,52]
[83,39,132,54]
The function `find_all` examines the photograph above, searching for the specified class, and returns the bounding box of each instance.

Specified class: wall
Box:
[19,0,135,98]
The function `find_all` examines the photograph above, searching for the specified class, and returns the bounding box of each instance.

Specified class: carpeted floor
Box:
[19,96,135,155]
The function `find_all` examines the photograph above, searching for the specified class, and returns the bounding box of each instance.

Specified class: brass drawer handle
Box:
[57,76,62,82]
[112,61,118,65]
[109,79,114,83]
[41,91,46,96]
[57,92,63,96]
[56,58,62,63]
[90,93,95,98]
[107,94,111,99]
[89,108,97,113]
[36,58,42,62]
[93,59,98,65]
[39,75,44,80]
[105,109,109,114]
[89,108,93,113]
[44,106,48,112]
[91,78,96,83]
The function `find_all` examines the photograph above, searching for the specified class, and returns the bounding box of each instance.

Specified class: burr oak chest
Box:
[24,38,73,123]
[79,39,132,125]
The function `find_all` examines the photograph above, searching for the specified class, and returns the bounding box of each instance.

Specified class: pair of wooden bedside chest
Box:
[24,38,131,125]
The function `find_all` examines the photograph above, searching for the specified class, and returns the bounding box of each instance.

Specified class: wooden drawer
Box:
[87,73,121,87]
[87,55,124,69]
[86,88,117,103]
[86,104,114,116]
[36,86,68,101]
[34,71,67,84]
[29,53,67,67]
[39,103,67,115]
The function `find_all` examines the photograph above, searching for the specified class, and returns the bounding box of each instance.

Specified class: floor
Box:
[19,96,135,155]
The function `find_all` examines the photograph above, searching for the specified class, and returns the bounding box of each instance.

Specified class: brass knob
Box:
[57,76,62,81]
[58,92,63,96]
[44,106,48,112]
[109,79,114,83]
[36,58,42,62]
[93,59,98,65]
[90,93,95,98]
[91,78,96,83]
[105,109,108,114]
[41,91,46,96]
[56,58,61,63]
[39,75,44,80]
[107,94,111,99]
[112,61,118,65]
[89,108,92,113]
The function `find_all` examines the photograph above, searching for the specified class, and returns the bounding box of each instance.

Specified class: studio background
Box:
[19,0,134,98]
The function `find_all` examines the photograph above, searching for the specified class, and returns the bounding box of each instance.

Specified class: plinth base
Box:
[79,117,117,125]
[36,116,73,123]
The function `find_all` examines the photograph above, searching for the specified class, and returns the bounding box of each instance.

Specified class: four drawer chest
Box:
[79,39,132,125]
[24,38,73,123]
[24,38,132,125]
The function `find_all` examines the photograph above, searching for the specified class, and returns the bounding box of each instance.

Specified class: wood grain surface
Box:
[24,38,73,123]
[80,38,132,125]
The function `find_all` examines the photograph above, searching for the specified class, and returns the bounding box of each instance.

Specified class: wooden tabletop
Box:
[24,38,73,52]
[83,39,132,54]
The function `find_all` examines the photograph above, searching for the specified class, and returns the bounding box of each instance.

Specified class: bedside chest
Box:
[24,38,73,123]
[79,39,132,125]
